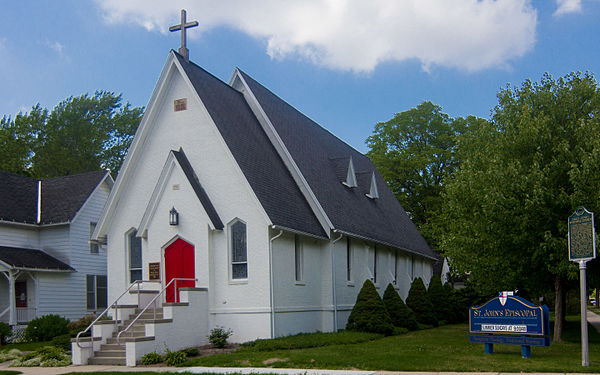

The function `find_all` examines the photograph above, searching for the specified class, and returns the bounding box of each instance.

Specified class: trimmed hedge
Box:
[406,278,438,326]
[346,279,394,335]
[382,283,418,331]
[25,314,69,342]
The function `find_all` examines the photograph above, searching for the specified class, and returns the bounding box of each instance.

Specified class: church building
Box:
[79,17,436,365]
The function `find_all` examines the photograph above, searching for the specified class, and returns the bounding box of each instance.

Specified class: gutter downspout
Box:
[269,227,284,338]
[331,231,344,332]
[36,181,42,224]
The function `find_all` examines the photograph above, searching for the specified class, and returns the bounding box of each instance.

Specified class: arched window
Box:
[230,220,247,279]
[128,230,142,283]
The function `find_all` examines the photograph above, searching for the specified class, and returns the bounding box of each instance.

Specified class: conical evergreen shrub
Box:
[428,275,451,324]
[382,283,418,331]
[346,279,394,335]
[443,282,460,323]
[406,277,438,326]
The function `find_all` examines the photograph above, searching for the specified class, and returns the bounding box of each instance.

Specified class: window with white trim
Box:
[373,245,378,284]
[128,230,142,283]
[295,234,303,282]
[346,238,352,282]
[86,274,107,310]
[90,222,99,254]
[230,220,248,279]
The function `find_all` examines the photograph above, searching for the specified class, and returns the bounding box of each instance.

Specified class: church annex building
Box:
[77,49,436,366]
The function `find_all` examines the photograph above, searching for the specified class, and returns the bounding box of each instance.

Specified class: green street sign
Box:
[568,207,596,262]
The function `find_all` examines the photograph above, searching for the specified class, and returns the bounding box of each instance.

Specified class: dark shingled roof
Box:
[172,148,224,230]
[239,71,436,259]
[175,52,327,238]
[0,170,107,225]
[0,245,74,271]
[0,172,38,224]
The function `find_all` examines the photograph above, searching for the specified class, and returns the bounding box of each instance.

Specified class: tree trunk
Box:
[553,275,565,342]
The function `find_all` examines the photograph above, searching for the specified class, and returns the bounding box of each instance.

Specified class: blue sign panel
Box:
[470,295,549,336]
[470,335,550,347]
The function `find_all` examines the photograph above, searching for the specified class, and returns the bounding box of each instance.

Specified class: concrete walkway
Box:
[4,311,600,374]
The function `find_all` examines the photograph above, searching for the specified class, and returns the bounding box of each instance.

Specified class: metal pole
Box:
[580,260,589,367]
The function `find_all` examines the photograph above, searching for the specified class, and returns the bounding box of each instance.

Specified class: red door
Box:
[164,238,195,303]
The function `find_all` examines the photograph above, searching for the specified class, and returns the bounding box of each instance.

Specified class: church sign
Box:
[469,292,550,358]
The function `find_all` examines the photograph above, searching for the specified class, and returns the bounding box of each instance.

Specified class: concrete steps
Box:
[88,307,163,365]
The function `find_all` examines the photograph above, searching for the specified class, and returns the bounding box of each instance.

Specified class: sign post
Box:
[568,206,597,367]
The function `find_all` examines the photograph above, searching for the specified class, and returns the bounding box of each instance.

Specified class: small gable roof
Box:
[0,170,109,225]
[0,245,74,271]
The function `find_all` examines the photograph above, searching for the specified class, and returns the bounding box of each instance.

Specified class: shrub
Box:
[67,314,97,336]
[208,326,233,348]
[0,322,12,345]
[10,345,70,367]
[51,334,72,351]
[393,327,409,335]
[382,283,418,331]
[443,282,461,323]
[164,348,187,366]
[428,275,452,323]
[0,349,23,362]
[25,314,69,342]
[141,351,163,365]
[406,278,438,327]
[180,347,199,357]
[346,279,394,335]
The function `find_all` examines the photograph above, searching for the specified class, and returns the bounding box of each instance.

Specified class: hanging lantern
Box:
[169,207,179,226]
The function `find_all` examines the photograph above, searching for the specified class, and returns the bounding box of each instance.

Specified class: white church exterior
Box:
[76,49,436,366]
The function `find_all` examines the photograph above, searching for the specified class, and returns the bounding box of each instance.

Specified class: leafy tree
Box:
[382,283,418,330]
[346,280,394,335]
[0,91,143,178]
[366,101,486,245]
[406,277,437,326]
[438,72,600,341]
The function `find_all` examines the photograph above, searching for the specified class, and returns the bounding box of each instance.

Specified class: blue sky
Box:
[1,0,599,153]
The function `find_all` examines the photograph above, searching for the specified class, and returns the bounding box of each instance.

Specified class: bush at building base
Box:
[428,275,452,324]
[346,279,394,335]
[406,278,438,326]
[25,314,70,342]
[382,283,418,331]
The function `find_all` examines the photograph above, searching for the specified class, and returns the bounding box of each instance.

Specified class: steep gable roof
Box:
[174,52,327,239]
[0,170,108,225]
[237,70,435,259]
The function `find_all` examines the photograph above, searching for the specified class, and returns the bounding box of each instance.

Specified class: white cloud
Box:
[45,40,65,55]
[554,0,582,16]
[95,0,538,73]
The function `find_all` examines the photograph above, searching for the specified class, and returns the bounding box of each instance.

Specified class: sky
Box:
[1,0,599,153]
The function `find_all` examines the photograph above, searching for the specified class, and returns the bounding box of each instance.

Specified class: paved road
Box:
[4,310,600,375]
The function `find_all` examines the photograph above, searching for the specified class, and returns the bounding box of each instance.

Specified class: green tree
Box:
[0,91,142,178]
[346,280,394,335]
[406,277,437,326]
[427,275,451,323]
[439,72,600,341]
[382,283,418,330]
[366,101,486,245]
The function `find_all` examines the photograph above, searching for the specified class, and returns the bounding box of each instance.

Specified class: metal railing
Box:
[75,280,160,348]
[116,277,197,345]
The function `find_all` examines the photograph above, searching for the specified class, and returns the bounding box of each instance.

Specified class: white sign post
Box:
[568,207,596,367]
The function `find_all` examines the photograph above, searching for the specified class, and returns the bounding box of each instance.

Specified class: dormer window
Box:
[366,172,379,199]
[342,157,357,188]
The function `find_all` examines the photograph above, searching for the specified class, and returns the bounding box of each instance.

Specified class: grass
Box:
[0,371,21,375]
[183,315,600,372]
[0,341,52,352]
[240,331,382,351]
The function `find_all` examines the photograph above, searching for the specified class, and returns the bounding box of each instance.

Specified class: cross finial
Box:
[169,9,199,62]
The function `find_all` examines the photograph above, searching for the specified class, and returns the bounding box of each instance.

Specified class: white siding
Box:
[39,226,70,265]
[0,225,39,249]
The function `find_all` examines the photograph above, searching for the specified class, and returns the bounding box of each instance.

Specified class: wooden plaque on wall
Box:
[149,262,160,281]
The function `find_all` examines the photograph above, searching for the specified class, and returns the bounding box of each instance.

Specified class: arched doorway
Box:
[164,238,195,303]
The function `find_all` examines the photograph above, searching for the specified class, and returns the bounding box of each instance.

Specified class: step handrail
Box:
[116,277,197,345]
[75,280,160,348]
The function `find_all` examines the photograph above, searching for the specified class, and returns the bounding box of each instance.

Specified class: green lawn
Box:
[0,340,52,352]
[183,316,600,372]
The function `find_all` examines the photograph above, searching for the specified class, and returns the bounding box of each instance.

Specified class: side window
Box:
[90,222,99,254]
[346,238,352,282]
[128,230,142,283]
[87,274,108,310]
[230,220,248,279]
[294,235,303,282]
[86,275,95,310]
